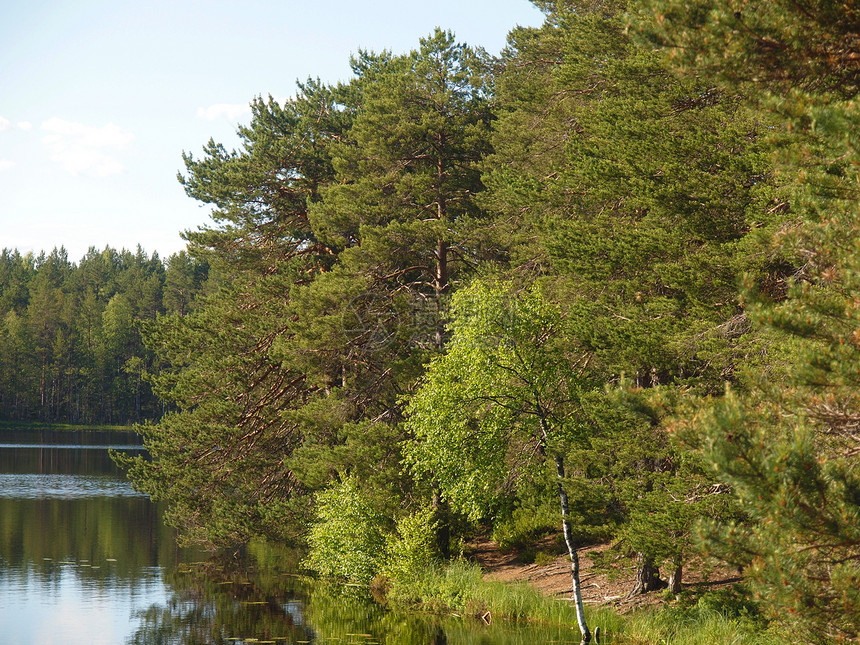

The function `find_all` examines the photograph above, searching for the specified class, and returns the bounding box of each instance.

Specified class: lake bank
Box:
[0,425,789,644]
[471,536,739,613]
[0,420,135,432]
[0,427,640,644]
[366,536,789,645]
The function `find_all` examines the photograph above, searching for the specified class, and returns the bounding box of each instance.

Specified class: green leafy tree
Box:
[405,281,594,643]
[381,507,439,596]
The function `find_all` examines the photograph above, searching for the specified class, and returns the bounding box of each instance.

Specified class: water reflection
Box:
[0,435,141,476]
[128,545,591,645]
[0,431,589,645]
[0,430,195,645]
[303,586,589,645]
[0,428,143,447]
[0,473,144,498]
[127,547,313,645]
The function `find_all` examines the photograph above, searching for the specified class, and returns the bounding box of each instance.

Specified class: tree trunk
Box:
[537,416,590,643]
[668,562,682,594]
[553,453,591,644]
[431,486,450,559]
[136,370,141,424]
[434,238,448,349]
[628,553,665,597]
[434,135,448,350]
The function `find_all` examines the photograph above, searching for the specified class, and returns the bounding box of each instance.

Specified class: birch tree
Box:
[405,280,594,644]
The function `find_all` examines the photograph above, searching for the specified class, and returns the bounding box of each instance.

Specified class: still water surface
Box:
[0,429,585,644]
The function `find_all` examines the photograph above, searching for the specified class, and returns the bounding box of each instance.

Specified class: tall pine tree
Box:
[635,0,860,639]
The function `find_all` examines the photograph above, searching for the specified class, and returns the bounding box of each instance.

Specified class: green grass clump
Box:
[387,558,621,638]
[623,604,783,645]
[384,559,788,645]
[533,550,556,567]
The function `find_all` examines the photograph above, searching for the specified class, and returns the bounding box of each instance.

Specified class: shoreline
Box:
[0,420,136,433]
[374,538,783,644]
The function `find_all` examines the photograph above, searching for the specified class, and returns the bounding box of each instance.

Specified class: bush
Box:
[302,478,388,585]
[491,504,558,550]
[382,507,438,596]
[694,586,763,622]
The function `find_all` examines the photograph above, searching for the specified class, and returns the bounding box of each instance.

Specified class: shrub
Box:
[491,503,558,550]
[382,507,438,595]
[302,478,388,585]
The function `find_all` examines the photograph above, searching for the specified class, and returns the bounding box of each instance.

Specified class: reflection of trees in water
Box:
[127,545,584,645]
[0,430,143,474]
[0,435,178,586]
[432,625,448,645]
[0,495,182,583]
[304,582,572,645]
[128,600,302,645]
[127,548,309,645]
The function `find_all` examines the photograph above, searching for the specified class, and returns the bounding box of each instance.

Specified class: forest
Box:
[5,1,859,643]
[0,246,208,424]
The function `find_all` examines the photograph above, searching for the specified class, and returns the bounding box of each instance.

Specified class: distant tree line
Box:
[0,246,209,425]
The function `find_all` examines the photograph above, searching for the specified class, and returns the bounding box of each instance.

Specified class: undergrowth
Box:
[377,559,788,644]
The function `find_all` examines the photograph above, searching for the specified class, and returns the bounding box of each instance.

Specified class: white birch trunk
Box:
[553,453,591,644]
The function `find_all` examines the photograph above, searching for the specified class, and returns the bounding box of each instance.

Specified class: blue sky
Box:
[0,0,544,262]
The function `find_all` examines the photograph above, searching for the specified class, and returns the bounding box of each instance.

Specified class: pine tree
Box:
[120,88,343,547]
[634,0,860,639]
[278,29,496,543]
[123,33,496,548]
[309,28,493,351]
[484,0,770,592]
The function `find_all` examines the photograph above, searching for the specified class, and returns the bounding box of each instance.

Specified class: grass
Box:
[621,605,786,645]
[383,559,787,645]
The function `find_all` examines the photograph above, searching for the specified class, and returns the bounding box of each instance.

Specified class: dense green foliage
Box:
[118,31,497,550]
[0,246,208,425]
[406,282,592,521]
[9,1,853,641]
[634,1,860,639]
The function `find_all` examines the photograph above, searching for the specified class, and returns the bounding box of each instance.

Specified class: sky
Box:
[0,0,545,263]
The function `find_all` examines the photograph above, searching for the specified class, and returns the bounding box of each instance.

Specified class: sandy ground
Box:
[468,535,741,613]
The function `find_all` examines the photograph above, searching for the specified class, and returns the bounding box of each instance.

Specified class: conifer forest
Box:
[3,2,859,642]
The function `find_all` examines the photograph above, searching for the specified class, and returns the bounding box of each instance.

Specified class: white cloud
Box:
[196,102,251,121]
[42,118,134,146]
[40,118,135,177]
[17,121,33,131]
[0,115,10,131]
[195,97,292,122]
[0,159,14,171]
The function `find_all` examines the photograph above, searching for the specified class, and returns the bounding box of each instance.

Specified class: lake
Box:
[0,429,588,644]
